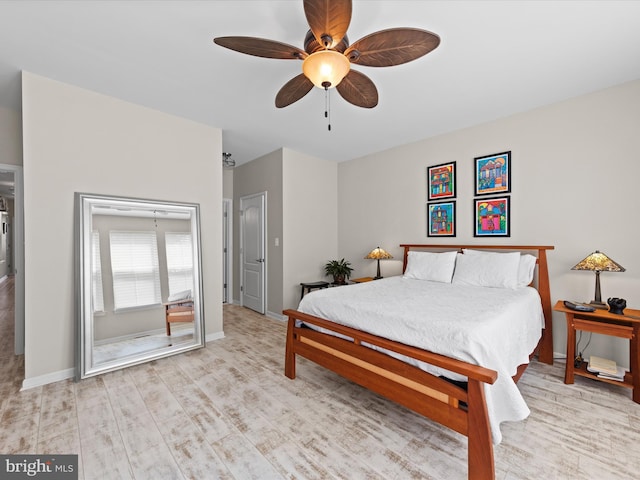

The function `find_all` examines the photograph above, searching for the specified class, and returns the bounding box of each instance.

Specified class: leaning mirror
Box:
[75,193,205,380]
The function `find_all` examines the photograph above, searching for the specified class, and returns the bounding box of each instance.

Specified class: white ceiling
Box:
[1,1,639,166]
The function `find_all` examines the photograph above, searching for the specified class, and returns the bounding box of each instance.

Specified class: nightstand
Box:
[351,277,375,283]
[553,300,640,403]
[299,281,329,300]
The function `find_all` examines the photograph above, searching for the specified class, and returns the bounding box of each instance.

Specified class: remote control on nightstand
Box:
[563,300,596,312]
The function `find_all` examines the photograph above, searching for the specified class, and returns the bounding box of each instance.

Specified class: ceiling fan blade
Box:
[275,74,315,108]
[345,28,440,67]
[214,36,307,60]
[336,70,378,108]
[303,0,352,49]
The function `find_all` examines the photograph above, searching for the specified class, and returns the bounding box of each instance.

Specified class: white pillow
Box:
[403,251,458,283]
[462,249,537,287]
[168,289,192,302]
[453,251,520,288]
[517,254,537,287]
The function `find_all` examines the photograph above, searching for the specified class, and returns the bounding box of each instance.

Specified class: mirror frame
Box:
[74,192,205,380]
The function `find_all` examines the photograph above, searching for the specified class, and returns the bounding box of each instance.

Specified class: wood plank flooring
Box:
[1,288,640,479]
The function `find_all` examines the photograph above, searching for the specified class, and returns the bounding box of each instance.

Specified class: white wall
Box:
[282,148,338,311]
[338,79,640,367]
[21,72,222,384]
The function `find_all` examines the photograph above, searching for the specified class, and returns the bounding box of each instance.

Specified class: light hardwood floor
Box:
[1,283,640,479]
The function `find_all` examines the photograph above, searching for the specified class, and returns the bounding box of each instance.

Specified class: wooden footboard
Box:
[284,309,498,480]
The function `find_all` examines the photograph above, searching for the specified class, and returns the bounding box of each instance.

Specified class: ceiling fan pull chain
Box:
[323,82,331,131]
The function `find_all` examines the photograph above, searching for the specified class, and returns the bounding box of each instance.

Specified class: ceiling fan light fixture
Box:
[302,50,350,89]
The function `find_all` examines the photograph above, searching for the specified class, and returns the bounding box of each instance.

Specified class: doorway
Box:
[240,192,265,314]
[222,198,233,304]
[0,164,24,355]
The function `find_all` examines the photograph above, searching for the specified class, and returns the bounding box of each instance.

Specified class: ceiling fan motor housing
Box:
[304,30,349,54]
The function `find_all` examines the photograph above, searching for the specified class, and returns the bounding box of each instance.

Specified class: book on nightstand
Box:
[587,355,625,381]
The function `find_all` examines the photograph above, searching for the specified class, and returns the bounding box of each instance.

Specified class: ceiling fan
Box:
[214,0,440,109]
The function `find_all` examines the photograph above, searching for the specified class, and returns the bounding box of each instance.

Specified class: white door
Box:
[240,193,265,314]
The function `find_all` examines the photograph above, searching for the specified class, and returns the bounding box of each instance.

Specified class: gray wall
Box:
[0,107,21,279]
[21,72,223,384]
[12,71,639,383]
[282,148,338,311]
[338,79,640,367]
[0,106,22,166]
[232,148,339,316]
[232,149,283,316]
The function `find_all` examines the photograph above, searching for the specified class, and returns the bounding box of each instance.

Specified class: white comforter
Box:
[297,276,545,444]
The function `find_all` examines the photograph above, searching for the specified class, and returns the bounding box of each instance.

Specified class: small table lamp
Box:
[571,250,625,309]
[365,246,393,280]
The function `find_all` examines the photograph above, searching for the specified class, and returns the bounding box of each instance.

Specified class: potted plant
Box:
[324,258,354,285]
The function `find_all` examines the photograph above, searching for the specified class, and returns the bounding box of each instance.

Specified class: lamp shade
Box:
[365,247,393,260]
[571,250,625,272]
[302,50,350,89]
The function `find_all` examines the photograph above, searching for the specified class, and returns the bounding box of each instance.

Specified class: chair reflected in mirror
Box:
[164,290,195,345]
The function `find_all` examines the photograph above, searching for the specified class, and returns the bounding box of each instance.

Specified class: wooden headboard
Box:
[399,244,555,365]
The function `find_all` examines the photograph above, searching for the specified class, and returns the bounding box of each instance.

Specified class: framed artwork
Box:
[474,151,511,196]
[474,196,510,237]
[427,201,456,237]
[427,161,456,200]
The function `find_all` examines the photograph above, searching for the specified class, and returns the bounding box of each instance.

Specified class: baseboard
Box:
[21,367,75,390]
[225,301,286,322]
[266,310,286,322]
[205,331,225,343]
[22,332,225,389]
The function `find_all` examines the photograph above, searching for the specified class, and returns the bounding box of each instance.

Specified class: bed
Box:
[283,244,554,480]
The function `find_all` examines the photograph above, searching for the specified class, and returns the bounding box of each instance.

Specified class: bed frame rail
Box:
[284,309,498,480]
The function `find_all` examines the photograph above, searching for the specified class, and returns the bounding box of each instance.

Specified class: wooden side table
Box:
[351,277,375,283]
[553,300,640,403]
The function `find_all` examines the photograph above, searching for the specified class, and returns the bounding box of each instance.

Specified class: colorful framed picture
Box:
[474,151,511,196]
[474,196,510,237]
[427,161,456,200]
[427,201,456,237]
